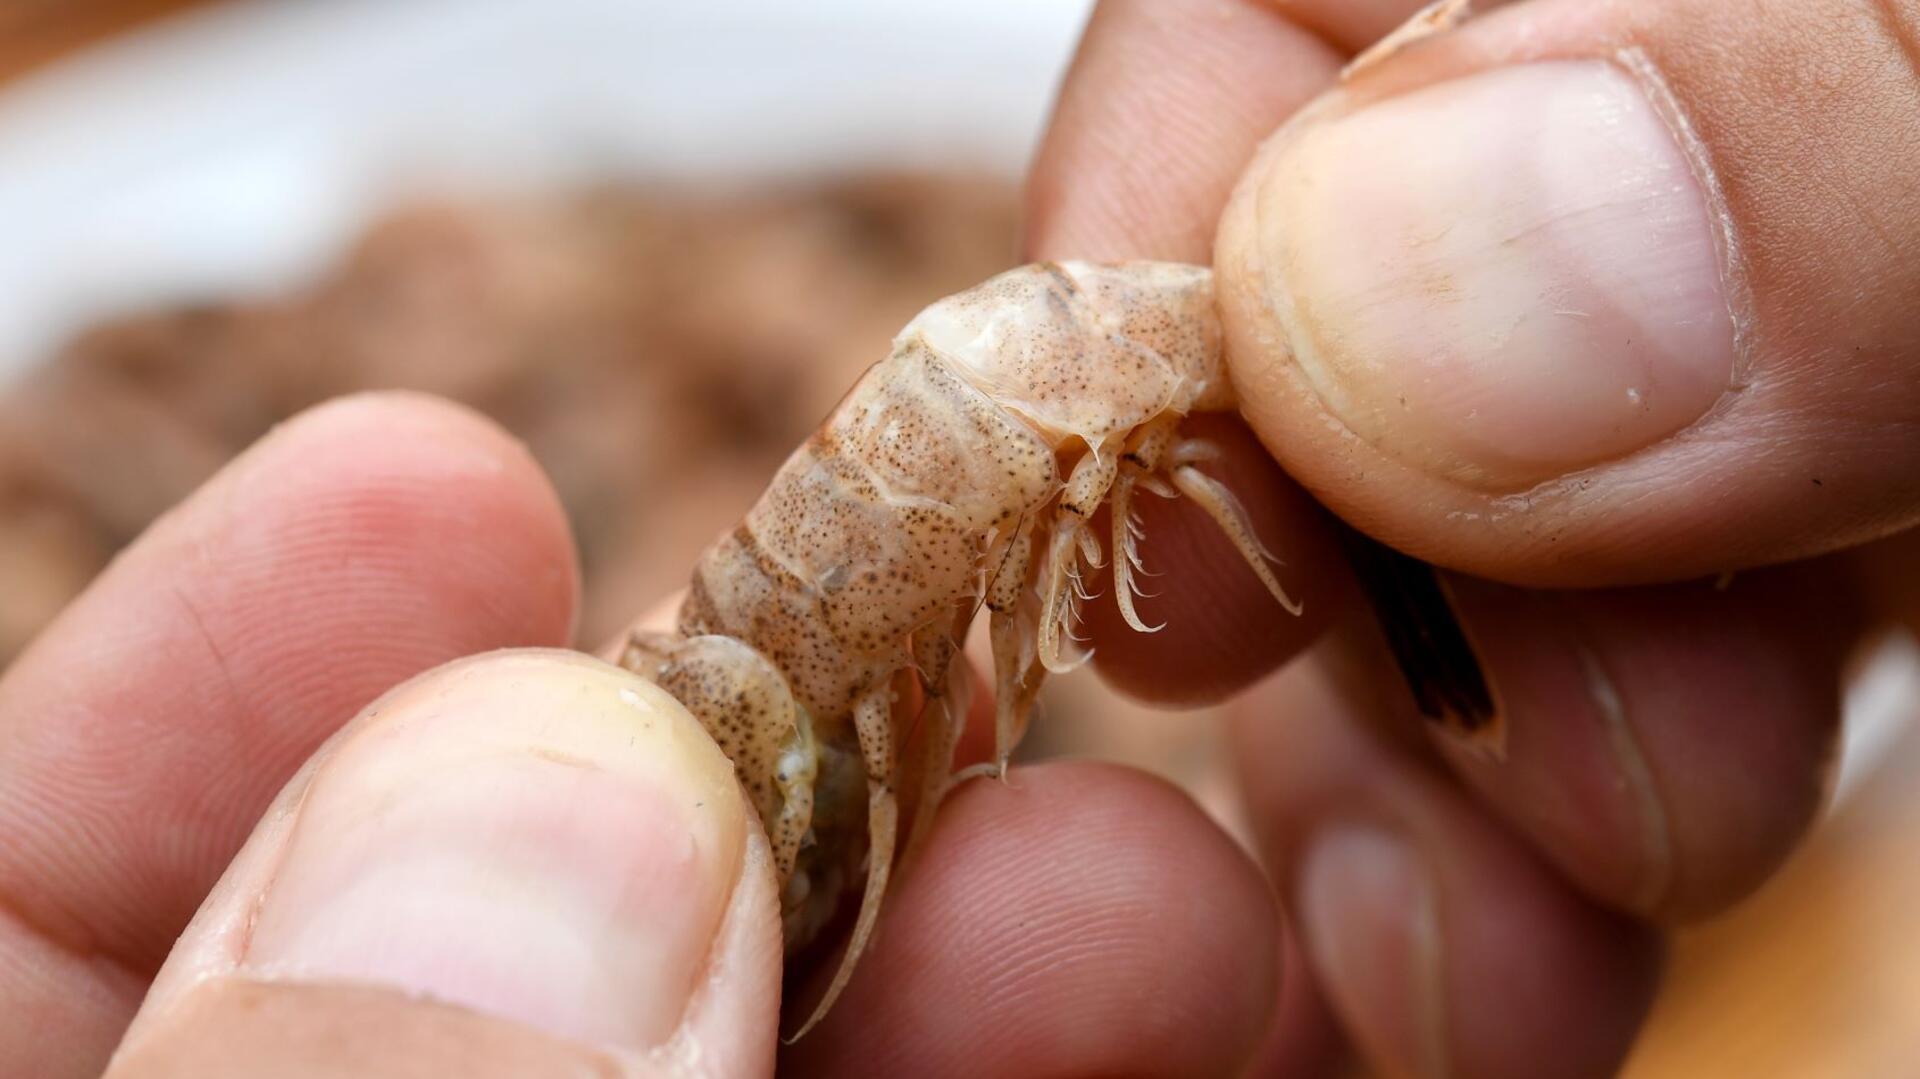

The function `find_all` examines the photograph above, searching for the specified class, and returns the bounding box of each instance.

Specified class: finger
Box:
[1267,0,1493,55]
[0,393,578,1078]
[1026,0,1343,264]
[1027,0,1493,262]
[783,762,1279,1078]
[1845,527,1920,634]
[1245,921,1353,1078]
[1435,566,1852,921]
[1216,0,1920,585]
[106,651,779,1078]
[1027,0,1357,704]
[1232,644,1663,1079]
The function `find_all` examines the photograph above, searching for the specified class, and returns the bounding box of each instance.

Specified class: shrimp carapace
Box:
[620,261,1302,1037]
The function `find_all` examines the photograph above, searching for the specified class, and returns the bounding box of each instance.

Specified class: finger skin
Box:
[1216,0,1920,585]
[1244,921,1352,1078]
[1026,0,1342,264]
[1233,647,1663,1079]
[106,981,638,1079]
[1262,0,1503,56]
[0,393,579,1079]
[783,762,1280,1078]
[1435,568,1851,921]
[108,650,780,1078]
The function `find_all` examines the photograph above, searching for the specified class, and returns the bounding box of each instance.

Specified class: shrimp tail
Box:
[786,780,896,1042]
[787,684,900,1042]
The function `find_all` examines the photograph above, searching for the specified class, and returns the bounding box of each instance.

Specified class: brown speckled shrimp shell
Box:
[621,261,1300,1037]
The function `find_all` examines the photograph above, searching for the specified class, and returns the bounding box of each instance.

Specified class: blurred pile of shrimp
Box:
[0,177,1019,659]
[0,0,1092,653]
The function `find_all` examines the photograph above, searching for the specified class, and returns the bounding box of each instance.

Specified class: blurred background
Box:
[1,2,1916,1074]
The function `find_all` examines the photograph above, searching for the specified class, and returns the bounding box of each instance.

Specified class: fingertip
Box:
[232,391,582,644]
[1025,0,1340,262]
[1234,654,1662,1079]
[1214,0,1920,586]
[116,651,779,1076]
[106,981,628,1079]
[788,761,1278,1077]
[1438,572,1847,921]
[1245,919,1353,1078]
[0,392,589,982]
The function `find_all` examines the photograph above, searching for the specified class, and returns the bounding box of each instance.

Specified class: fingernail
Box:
[238,650,748,1051]
[1236,60,1735,488]
[1295,823,1449,1077]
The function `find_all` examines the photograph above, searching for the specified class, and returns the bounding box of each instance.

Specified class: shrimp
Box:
[620,260,1304,1037]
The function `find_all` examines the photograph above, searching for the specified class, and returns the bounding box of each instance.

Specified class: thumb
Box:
[105,651,780,1079]
[1215,0,1920,586]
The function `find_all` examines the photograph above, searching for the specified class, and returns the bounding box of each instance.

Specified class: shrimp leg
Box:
[983,518,1041,779]
[1037,449,1119,672]
[1110,417,1180,632]
[1108,470,1161,633]
[1107,419,1303,624]
[790,683,898,1041]
[901,626,967,867]
[1169,440,1303,616]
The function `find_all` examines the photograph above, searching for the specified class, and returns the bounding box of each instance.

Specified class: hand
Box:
[2,395,1278,1078]
[1032,0,1920,1074]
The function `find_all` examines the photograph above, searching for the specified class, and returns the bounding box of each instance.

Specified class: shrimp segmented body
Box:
[620,261,1299,1035]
